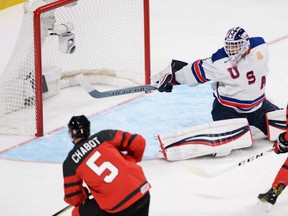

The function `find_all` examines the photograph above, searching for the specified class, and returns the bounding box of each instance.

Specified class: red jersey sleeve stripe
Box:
[65,190,83,199]
[127,134,137,147]
[191,60,209,83]
[119,131,126,148]
[64,181,81,188]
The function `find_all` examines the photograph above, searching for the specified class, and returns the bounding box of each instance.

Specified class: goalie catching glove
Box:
[274,132,288,154]
[151,60,188,92]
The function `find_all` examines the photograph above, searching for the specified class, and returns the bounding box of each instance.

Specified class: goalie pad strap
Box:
[158,118,253,161]
[266,109,286,141]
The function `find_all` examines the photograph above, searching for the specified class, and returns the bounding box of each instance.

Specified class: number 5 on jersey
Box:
[86,151,119,183]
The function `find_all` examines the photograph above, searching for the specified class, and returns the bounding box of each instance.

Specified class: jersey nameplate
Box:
[72,136,101,163]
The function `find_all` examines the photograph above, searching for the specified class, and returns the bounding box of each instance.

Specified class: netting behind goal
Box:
[0,0,150,136]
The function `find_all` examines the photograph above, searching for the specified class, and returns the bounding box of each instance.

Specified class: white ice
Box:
[0,1,288,215]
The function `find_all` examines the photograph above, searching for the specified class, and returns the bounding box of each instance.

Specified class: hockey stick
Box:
[52,192,92,215]
[75,74,157,98]
[52,205,72,216]
[186,147,274,177]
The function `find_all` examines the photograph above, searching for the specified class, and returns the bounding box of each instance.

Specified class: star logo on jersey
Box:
[256,52,264,60]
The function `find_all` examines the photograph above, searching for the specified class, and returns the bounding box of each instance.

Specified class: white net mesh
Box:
[0,0,148,136]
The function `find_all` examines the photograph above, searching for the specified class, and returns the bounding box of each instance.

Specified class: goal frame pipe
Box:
[34,0,151,136]
[143,0,151,85]
[34,0,78,137]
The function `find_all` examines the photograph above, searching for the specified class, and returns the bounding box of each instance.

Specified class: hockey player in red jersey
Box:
[63,115,151,216]
[258,103,288,211]
[151,27,280,136]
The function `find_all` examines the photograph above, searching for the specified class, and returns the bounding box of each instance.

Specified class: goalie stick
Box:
[186,147,274,177]
[75,74,157,98]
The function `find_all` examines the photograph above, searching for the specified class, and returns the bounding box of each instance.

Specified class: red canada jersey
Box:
[63,130,151,213]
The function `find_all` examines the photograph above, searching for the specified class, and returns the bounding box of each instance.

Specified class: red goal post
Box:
[0,0,151,137]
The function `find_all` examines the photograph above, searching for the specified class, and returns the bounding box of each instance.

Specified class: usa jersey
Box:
[63,130,151,213]
[175,37,269,113]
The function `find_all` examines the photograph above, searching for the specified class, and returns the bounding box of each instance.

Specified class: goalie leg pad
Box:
[158,118,253,161]
[266,109,286,141]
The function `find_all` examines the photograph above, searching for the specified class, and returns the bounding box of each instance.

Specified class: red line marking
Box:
[0,94,144,162]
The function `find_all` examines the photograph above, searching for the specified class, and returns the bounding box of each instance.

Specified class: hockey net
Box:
[0,0,150,136]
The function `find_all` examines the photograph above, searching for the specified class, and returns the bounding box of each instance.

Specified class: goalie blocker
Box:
[158,118,253,161]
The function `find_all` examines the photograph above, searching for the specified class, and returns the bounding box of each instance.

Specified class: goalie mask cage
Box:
[0,0,151,137]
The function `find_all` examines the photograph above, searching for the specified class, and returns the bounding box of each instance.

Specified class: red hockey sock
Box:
[272,158,288,188]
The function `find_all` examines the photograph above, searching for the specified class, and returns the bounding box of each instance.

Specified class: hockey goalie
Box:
[153,27,286,161]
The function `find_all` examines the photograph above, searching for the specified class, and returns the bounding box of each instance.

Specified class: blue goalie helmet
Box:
[224,27,250,63]
[68,115,90,139]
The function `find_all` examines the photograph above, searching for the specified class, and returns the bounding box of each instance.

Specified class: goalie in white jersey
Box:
[152,26,280,136]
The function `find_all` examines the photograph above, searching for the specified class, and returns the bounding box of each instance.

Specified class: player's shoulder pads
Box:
[211,47,228,63]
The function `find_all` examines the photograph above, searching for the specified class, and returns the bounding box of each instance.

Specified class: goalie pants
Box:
[73,192,150,216]
[211,98,280,135]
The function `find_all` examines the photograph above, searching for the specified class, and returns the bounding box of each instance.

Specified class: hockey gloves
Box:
[151,59,188,92]
[151,64,174,92]
[274,132,288,154]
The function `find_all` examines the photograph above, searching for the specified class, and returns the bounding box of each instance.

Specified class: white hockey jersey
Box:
[175,37,269,113]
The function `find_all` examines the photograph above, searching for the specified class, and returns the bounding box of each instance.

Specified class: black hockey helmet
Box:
[68,115,90,139]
